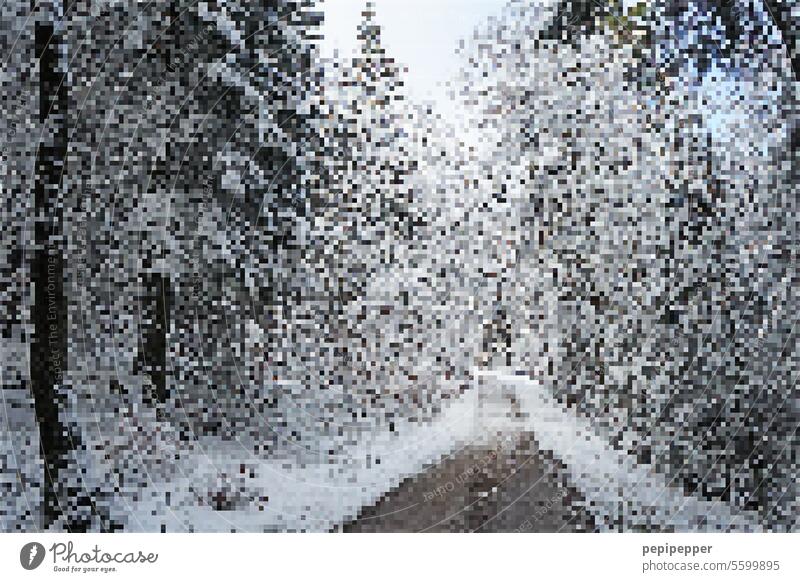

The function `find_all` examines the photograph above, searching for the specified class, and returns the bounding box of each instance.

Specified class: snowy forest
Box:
[1,0,799,532]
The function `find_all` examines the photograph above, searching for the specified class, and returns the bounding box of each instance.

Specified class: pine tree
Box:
[277,2,480,452]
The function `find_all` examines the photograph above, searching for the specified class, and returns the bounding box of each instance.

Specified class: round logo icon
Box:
[20,542,46,570]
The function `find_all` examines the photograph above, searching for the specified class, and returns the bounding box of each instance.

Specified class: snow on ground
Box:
[115,365,761,531]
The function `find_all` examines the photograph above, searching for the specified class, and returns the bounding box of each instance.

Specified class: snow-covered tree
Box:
[458,0,799,528]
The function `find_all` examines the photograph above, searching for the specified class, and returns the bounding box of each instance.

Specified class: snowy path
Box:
[123,369,762,531]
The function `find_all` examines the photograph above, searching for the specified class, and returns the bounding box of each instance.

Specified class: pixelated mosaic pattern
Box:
[0,0,798,532]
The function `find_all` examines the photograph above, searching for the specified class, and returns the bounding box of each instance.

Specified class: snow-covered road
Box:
[118,368,761,531]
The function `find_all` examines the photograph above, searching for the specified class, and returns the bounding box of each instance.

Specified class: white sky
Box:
[321,0,505,109]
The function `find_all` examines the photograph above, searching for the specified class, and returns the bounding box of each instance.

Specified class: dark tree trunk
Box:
[31,20,69,529]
